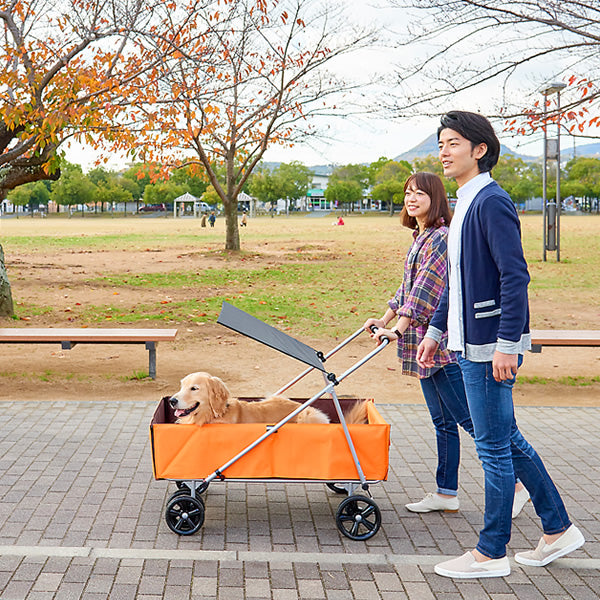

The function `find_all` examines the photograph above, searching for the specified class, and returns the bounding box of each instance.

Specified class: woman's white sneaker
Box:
[405,492,459,513]
[512,487,531,518]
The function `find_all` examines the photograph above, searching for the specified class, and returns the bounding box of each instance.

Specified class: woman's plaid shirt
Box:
[388,226,456,379]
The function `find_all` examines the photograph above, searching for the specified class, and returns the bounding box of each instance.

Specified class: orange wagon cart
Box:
[150,302,392,541]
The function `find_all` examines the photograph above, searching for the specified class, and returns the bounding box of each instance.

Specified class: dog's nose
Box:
[168,396,178,408]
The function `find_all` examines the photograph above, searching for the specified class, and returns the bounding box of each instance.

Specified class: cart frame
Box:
[150,304,392,540]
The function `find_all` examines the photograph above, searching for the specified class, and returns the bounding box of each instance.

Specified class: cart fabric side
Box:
[150,396,390,482]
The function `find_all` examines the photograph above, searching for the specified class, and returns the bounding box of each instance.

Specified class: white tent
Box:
[237,191,257,217]
[173,192,198,218]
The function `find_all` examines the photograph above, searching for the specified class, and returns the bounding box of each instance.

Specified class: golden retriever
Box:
[169,371,368,426]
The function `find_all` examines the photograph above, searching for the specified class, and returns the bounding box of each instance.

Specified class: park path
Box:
[0,400,599,599]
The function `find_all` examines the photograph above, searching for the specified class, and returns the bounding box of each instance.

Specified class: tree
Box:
[0,245,12,316]
[325,163,369,211]
[0,0,170,314]
[134,0,374,250]
[7,180,50,211]
[201,184,222,208]
[324,179,363,209]
[273,161,312,212]
[143,180,186,206]
[564,156,600,211]
[493,155,539,204]
[0,0,165,198]
[248,161,311,213]
[122,164,153,209]
[49,163,96,214]
[370,159,411,215]
[387,1,600,133]
[171,166,209,200]
[366,157,391,187]
[94,178,134,213]
[248,167,279,211]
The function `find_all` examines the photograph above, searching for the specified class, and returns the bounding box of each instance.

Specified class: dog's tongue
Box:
[174,409,187,418]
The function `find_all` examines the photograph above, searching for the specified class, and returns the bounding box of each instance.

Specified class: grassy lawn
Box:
[1,212,599,336]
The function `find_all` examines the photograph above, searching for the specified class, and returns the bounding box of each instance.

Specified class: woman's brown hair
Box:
[400,171,452,230]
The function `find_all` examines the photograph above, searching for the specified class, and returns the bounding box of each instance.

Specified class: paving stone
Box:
[0,401,598,599]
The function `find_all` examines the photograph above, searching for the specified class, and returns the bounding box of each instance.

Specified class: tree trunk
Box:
[0,244,14,317]
[224,195,241,251]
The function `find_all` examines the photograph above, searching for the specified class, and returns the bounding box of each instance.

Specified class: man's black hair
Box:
[437,111,500,173]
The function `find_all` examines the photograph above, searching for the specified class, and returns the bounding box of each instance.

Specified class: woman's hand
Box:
[372,327,399,345]
[363,318,385,332]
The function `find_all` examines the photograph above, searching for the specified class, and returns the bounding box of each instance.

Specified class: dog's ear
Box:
[207,375,230,418]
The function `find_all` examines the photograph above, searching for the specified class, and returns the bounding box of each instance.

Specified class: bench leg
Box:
[146,341,157,379]
[530,344,542,353]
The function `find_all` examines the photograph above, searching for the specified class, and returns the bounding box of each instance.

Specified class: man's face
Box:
[438,128,487,187]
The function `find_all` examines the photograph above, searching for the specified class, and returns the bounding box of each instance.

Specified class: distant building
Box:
[306,165,333,210]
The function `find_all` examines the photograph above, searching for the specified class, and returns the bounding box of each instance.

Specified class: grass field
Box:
[1,212,599,336]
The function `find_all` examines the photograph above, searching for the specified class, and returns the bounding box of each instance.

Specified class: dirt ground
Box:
[2,243,599,407]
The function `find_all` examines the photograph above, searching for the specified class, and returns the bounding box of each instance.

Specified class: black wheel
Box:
[168,488,193,502]
[165,494,205,536]
[326,482,348,495]
[335,495,381,541]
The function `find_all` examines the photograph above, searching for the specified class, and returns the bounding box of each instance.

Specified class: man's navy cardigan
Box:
[428,180,531,361]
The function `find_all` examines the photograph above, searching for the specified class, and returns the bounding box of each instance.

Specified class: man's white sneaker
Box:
[435,551,510,579]
[514,524,585,567]
[512,487,531,518]
[405,492,459,513]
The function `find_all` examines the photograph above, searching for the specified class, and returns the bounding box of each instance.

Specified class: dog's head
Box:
[168,372,230,424]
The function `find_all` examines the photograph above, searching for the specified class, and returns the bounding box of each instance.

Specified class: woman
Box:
[364,172,529,515]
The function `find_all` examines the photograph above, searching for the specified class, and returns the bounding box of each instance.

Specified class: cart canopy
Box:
[217,301,326,372]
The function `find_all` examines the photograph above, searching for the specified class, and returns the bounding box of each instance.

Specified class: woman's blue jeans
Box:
[457,354,571,559]
[419,362,475,496]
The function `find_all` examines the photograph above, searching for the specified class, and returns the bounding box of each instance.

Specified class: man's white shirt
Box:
[446,172,492,352]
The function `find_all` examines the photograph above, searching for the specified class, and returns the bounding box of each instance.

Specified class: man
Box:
[417,111,584,579]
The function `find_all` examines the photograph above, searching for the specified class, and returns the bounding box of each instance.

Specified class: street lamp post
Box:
[540,81,566,262]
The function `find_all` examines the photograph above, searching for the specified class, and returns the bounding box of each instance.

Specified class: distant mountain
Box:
[560,141,600,160]
[394,133,535,163]
[258,161,335,175]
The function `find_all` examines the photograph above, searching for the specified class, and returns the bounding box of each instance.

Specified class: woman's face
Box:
[404,183,431,223]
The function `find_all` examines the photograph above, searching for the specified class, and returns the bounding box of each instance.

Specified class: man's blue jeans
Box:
[458,354,571,559]
[420,362,475,496]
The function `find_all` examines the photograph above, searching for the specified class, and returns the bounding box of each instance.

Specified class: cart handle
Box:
[274,325,390,396]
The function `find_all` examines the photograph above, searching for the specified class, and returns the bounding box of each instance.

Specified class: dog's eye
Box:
[191,386,198,391]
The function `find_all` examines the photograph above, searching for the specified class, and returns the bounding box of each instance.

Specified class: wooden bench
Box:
[530,329,600,353]
[0,328,178,379]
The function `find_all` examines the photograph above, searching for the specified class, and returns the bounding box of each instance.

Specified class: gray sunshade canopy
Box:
[217,301,326,372]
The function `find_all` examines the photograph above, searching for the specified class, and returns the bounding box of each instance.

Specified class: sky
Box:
[64,1,564,171]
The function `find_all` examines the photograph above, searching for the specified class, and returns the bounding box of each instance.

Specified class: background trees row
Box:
[6,162,208,214]
[8,154,600,214]
[1,0,374,251]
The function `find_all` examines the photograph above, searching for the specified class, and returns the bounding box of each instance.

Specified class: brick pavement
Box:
[0,400,599,599]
